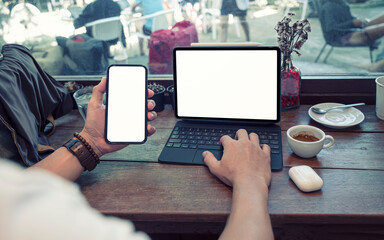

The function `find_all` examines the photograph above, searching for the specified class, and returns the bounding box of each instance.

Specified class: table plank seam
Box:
[283,166,384,171]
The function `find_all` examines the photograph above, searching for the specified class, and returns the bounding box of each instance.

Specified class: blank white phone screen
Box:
[106,65,146,143]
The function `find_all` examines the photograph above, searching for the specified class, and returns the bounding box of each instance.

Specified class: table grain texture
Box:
[49,105,384,239]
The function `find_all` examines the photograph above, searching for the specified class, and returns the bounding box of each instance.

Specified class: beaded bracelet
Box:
[73,132,100,164]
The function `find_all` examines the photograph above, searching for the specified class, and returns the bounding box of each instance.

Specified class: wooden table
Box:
[49,105,384,239]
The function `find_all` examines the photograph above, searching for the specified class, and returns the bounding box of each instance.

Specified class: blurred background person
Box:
[319,0,384,46]
[220,0,250,42]
[130,0,164,55]
[356,49,384,72]
[179,0,201,25]
[73,0,125,48]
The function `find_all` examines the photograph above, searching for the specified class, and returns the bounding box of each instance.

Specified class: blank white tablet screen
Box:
[176,49,278,120]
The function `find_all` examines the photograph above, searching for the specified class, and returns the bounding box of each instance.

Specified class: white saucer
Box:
[308,103,365,129]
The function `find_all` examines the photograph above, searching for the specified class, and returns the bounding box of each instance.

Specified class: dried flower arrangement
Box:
[275,13,311,110]
[275,12,311,70]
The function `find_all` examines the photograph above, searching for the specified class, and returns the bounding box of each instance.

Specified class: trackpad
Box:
[193,150,223,165]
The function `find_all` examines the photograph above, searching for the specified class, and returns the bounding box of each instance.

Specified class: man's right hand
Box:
[203,129,274,240]
[203,129,271,191]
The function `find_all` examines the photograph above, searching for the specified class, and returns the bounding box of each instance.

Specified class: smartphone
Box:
[105,65,147,144]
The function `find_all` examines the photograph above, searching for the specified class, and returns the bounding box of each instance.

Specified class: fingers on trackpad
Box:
[193,150,222,164]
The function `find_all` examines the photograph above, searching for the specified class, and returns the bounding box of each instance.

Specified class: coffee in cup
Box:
[292,132,320,142]
[287,125,334,158]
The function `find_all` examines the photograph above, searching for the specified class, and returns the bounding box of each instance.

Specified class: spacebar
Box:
[198,145,222,150]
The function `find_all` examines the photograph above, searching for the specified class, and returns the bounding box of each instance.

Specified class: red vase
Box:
[281,60,301,111]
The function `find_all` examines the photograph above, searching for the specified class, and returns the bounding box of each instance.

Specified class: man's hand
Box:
[203,129,273,240]
[203,129,271,190]
[80,77,157,158]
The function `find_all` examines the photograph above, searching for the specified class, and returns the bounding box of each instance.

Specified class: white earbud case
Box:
[289,165,323,192]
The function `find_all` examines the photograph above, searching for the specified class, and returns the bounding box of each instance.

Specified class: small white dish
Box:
[308,103,365,129]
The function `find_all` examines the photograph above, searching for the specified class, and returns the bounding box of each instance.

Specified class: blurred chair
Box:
[283,0,308,20]
[201,0,241,40]
[85,16,128,59]
[9,2,41,42]
[313,0,379,63]
[122,8,176,55]
[67,6,83,20]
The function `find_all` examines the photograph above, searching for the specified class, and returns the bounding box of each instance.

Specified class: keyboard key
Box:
[166,143,173,147]
[181,144,189,148]
[169,139,181,143]
[173,143,181,148]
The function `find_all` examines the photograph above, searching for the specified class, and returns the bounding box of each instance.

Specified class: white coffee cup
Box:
[376,76,384,120]
[287,125,335,159]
